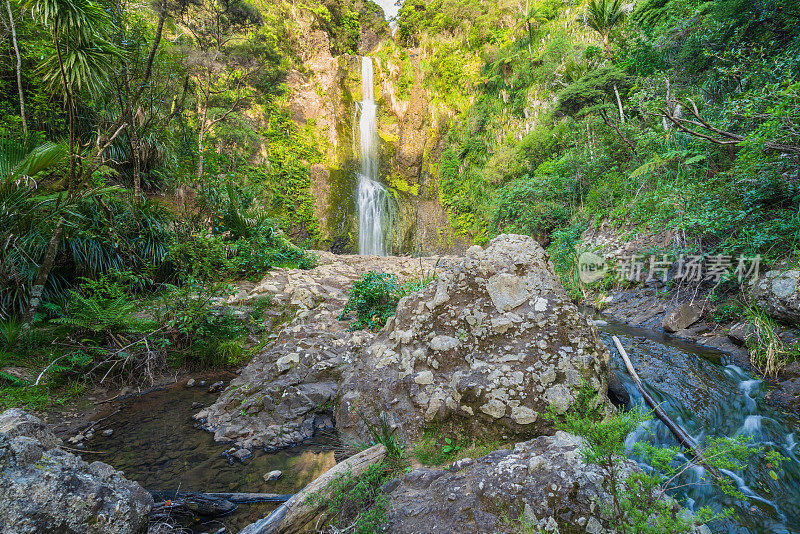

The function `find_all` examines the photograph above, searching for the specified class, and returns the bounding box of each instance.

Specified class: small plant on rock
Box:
[339,271,404,331]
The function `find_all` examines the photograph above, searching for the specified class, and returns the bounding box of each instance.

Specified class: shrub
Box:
[53,274,151,342]
[744,305,799,376]
[154,282,246,367]
[339,271,405,331]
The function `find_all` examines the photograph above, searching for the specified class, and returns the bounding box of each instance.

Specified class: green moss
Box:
[389,176,420,196]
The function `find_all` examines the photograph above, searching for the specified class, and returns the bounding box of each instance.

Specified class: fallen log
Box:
[150,494,236,518]
[238,444,387,534]
[151,490,292,505]
[611,335,722,479]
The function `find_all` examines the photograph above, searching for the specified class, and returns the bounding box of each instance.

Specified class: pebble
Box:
[264,470,283,481]
[230,448,252,462]
[186,378,196,387]
[102,429,113,437]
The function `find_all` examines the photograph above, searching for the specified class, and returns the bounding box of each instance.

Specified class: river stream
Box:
[81,316,800,533]
[593,314,800,533]
[81,384,337,533]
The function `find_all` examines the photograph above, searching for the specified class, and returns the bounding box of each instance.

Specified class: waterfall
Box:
[357,56,390,256]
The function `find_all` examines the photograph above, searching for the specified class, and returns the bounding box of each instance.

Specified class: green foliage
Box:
[744,305,799,376]
[413,430,505,466]
[308,462,393,534]
[52,273,150,340]
[154,282,246,367]
[0,317,24,351]
[338,272,401,331]
[363,412,404,459]
[546,221,589,300]
[491,172,573,240]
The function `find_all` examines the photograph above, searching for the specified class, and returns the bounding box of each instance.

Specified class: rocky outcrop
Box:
[336,235,611,443]
[195,252,455,452]
[0,409,152,534]
[384,431,708,534]
[751,269,800,325]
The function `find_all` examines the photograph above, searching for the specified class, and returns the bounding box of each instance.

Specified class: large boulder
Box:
[661,303,703,333]
[196,254,455,452]
[384,431,708,533]
[336,234,611,443]
[751,270,800,324]
[0,409,152,534]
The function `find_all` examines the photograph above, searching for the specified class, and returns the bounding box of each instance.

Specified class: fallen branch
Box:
[661,98,800,155]
[238,444,387,534]
[611,335,722,480]
[151,490,292,504]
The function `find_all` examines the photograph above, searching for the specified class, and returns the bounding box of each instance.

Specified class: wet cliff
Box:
[285,24,471,255]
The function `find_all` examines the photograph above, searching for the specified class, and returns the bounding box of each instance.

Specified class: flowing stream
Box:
[356,56,391,256]
[79,316,800,533]
[590,314,800,533]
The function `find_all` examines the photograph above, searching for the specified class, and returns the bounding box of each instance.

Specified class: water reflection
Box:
[82,383,337,532]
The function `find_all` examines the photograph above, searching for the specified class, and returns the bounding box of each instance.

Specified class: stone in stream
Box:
[0,408,152,534]
[264,469,282,481]
[337,234,612,443]
[661,303,703,333]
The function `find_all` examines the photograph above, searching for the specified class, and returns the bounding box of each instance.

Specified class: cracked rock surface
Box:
[195,252,455,451]
[337,234,611,443]
[0,408,152,534]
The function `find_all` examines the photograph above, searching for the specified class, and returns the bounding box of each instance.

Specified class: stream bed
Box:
[594,314,800,533]
[79,317,800,534]
[81,383,337,533]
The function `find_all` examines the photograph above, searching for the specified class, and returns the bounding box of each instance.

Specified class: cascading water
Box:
[588,314,800,533]
[356,56,391,256]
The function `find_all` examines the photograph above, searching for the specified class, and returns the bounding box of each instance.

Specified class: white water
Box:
[357,57,390,256]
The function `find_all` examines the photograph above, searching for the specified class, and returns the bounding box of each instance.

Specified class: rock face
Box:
[661,303,703,332]
[336,235,611,443]
[751,270,800,324]
[385,432,636,533]
[0,409,152,534]
[195,252,455,451]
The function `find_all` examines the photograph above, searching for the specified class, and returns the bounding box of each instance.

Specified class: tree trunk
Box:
[239,444,387,534]
[6,0,26,136]
[613,83,625,124]
[196,83,209,180]
[53,28,76,189]
[196,120,206,179]
[611,336,723,480]
[23,218,64,327]
[131,125,142,199]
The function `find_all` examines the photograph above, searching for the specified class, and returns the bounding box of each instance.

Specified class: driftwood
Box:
[611,335,722,479]
[238,444,387,534]
[150,492,237,517]
[151,490,292,505]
